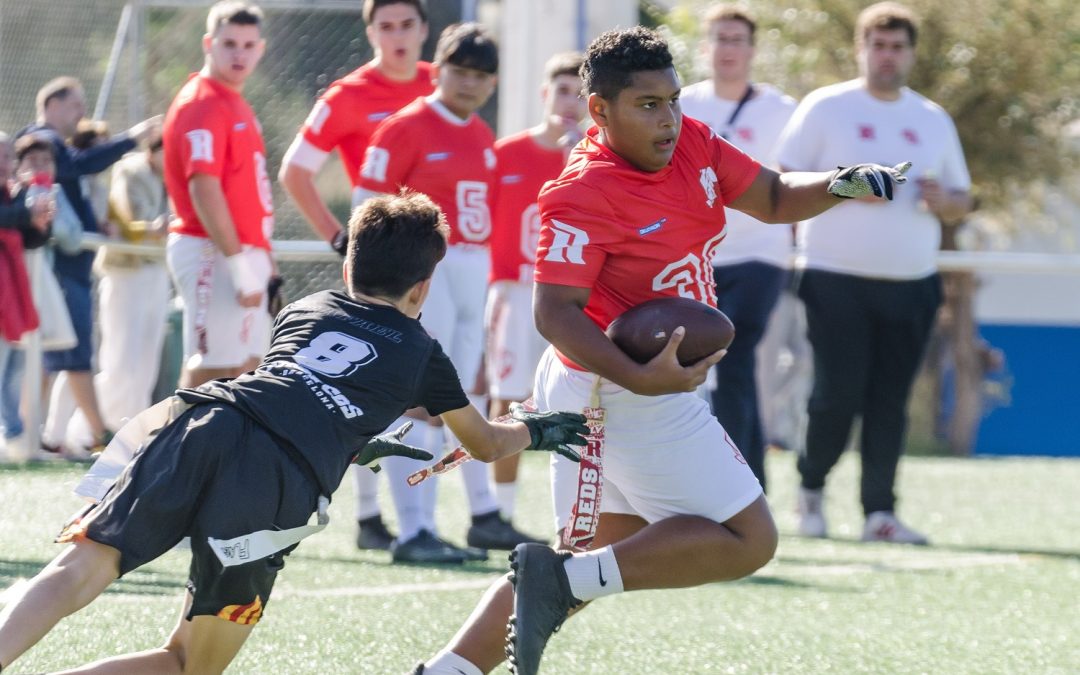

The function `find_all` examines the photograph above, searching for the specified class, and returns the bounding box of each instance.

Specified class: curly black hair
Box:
[581,26,673,101]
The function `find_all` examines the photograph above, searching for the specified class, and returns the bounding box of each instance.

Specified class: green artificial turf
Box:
[1,450,1076,674]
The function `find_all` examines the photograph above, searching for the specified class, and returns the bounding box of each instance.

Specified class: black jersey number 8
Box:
[295,331,377,377]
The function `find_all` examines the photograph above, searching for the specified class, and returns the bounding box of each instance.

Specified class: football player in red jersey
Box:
[163,1,273,389]
[357,23,542,561]
[279,0,433,556]
[484,51,587,537]
[417,27,910,675]
[280,0,432,254]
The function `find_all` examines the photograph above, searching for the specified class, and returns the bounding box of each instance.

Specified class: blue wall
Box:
[974,324,1080,456]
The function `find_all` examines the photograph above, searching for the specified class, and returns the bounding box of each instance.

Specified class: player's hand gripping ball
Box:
[605,297,735,366]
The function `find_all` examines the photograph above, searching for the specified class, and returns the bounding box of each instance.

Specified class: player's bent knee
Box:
[724,497,778,577]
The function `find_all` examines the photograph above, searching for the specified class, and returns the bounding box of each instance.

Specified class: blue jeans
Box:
[0,341,26,439]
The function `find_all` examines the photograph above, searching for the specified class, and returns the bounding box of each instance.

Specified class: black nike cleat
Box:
[506,543,582,675]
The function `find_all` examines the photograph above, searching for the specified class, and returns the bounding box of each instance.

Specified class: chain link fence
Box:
[0,0,465,297]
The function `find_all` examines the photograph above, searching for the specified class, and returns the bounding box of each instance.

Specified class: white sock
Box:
[424,650,482,675]
[495,482,517,520]
[352,464,381,521]
[381,417,437,541]
[461,459,499,516]
[419,421,445,533]
[563,545,623,602]
[453,395,499,516]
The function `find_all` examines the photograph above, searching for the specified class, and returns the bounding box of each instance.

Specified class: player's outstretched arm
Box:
[440,403,587,463]
[534,283,721,396]
[729,162,910,224]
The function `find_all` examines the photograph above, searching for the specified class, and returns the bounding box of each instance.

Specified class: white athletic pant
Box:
[94,263,172,430]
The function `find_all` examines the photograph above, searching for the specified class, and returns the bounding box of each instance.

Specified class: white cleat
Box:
[796,487,827,538]
[861,511,929,545]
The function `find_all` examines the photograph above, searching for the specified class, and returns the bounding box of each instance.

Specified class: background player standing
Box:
[164,1,274,389]
[0,191,588,675]
[484,51,586,533]
[357,23,536,561]
[418,26,911,675]
[280,0,433,553]
[776,1,972,545]
[680,4,797,491]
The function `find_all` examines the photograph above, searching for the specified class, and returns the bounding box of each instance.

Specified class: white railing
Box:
[74,234,1080,272]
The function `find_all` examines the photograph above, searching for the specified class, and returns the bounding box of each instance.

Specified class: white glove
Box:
[827,162,911,200]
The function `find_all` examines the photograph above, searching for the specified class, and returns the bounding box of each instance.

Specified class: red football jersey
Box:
[535,117,761,367]
[358,98,496,247]
[300,62,435,187]
[490,131,567,283]
[164,73,274,249]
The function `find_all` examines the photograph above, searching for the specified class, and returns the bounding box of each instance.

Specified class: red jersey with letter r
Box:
[357,97,496,247]
[534,117,761,366]
[164,73,274,249]
[490,130,567,284]
[300,62,435,187]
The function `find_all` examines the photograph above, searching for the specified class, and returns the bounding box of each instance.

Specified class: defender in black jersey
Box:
[0,191,588,675]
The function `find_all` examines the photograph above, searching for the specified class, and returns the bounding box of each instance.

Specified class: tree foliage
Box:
[654,0,1080,214]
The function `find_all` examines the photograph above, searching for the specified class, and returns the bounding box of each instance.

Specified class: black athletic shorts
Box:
[80,403,321,625]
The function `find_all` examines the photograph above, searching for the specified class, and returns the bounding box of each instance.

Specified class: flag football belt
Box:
[562,377,605,551]
[207,495,330,567]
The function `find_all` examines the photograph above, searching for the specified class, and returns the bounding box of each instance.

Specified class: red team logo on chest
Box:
[901,128,920,145]
[858,124,876,140]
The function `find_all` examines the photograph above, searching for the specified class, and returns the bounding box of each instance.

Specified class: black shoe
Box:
[408,663,425,674]
[467,511,546,550]
[430,532,489,562]
[356,516,396,551]
[391,530,467,564]
[506,543,582,675]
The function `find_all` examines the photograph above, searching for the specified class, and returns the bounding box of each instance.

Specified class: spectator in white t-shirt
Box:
[681,4,796,491]
[776,1,972,545]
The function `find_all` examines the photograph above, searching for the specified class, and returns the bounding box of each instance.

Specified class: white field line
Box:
[0,576,499,605]
[1,552,1025,605]
[766,552,1023,577]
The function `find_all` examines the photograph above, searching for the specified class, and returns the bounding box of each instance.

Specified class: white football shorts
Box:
[420,244,490,390]
[484,280,548,401]
[166,233,271,371]
[534,346,763,533]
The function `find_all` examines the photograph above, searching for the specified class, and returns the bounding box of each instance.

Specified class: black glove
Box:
[510,403,588,462]
[267,275,286,317]
[353,421,433,472]
[827,162,911,200]
[331,229,348,257]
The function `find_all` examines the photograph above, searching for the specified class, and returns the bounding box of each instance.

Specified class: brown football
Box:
[605,297,735,366]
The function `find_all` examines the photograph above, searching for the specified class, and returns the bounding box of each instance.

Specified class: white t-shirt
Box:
[681,81,797,268]
[776,79,970,279]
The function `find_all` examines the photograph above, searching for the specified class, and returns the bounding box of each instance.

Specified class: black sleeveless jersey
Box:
[190,290,468,495]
